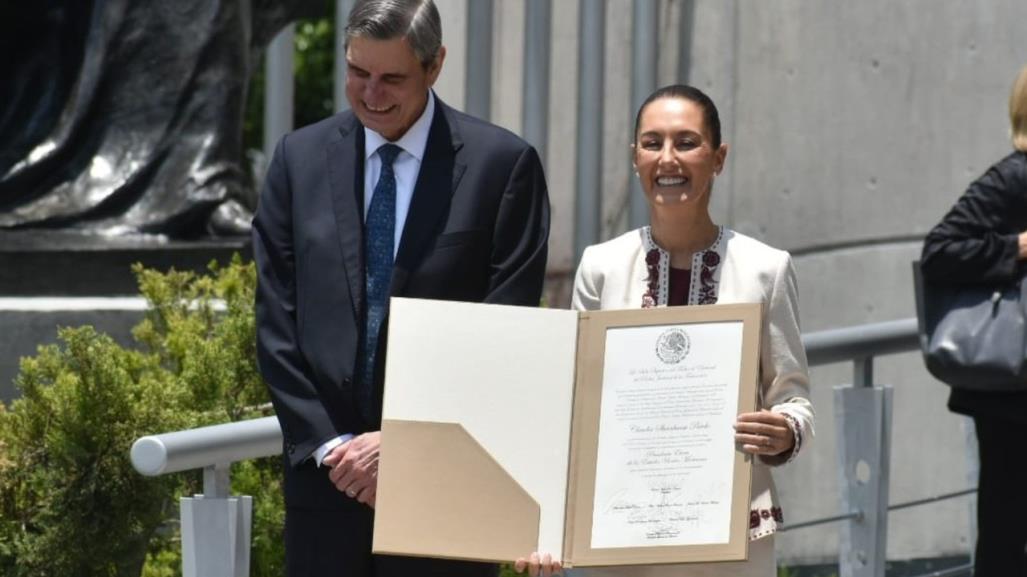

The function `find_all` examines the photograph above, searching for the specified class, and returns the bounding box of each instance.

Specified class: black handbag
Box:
[913,261,1027,391]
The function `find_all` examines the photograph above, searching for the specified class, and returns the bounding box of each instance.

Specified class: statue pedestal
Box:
[0,231,251,296]
[0,231,252,401]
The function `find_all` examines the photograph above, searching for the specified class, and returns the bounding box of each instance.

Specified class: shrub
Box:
[0,257,284,577]
[0,327,188,577]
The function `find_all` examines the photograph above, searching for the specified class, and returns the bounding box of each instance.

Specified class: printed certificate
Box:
[374,299,761,567]
[590,321,745,548]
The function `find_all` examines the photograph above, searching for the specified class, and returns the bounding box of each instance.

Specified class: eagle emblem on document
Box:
[655,328,690,364]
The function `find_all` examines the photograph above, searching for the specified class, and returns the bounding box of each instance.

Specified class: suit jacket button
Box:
[343,378,352,387]
[287,443,296,454]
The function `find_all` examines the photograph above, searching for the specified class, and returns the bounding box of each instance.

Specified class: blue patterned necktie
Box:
[359,143,402,420]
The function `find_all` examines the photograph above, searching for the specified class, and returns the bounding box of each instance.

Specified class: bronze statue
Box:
[0,0,316,238]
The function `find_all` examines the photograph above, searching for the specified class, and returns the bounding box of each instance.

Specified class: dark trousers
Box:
[283,461,498,577]
[974,416,1027,576]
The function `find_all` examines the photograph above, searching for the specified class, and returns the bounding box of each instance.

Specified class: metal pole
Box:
[835,382,892,577]
[264,24,295,161]
[465,0,494,120]
[522,0,551,166]
[676,0,696,84]
[204,463,231,499]
[181,464,253,577]
[575,0,605,262]
[628,0,658,231]
[335,0,355,112]
[962,417,979,568]
[854,357,874,388]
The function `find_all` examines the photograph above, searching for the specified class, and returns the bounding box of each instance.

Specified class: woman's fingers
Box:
[736,410,788,426]
[538,550,562,570]
[514,552,562,576]
[736,432,775,454]
[734,411,793,455]
[529,552,540,576]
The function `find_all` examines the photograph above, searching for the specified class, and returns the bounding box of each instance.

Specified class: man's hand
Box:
[1019,231,1027,260]
[323,431,380,507]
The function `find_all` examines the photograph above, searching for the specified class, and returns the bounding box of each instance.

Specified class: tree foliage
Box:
[0,257,284,577]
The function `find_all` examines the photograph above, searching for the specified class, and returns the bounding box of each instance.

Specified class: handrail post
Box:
[854,357,873,388]
[835,357,892,577]
[204,462,231,498]
[181,464,253,577]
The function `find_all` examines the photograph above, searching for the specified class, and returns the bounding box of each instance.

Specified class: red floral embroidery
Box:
[700,267,714,286]
[642,248,661,309]
[750,507,785,529]
[640,227,722,307]
[697,249,719,305]
[780,412,803,463]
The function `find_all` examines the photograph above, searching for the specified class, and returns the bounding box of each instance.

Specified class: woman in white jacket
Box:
[517,85,814,577]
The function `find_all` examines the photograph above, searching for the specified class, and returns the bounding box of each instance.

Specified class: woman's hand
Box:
[514,552,563,577]
[734,410,794,457]
[1018,231,1027,259]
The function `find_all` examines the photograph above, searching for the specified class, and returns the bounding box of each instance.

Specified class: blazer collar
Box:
[391,97,467,295]
[326,96,467,318]
[328,112,366,319]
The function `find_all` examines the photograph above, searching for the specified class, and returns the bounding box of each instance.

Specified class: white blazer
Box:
[573,226,814,540]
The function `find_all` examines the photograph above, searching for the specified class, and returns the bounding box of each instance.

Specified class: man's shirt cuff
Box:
[312,434,354,467]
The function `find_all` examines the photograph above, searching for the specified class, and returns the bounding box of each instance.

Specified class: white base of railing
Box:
[835,384,893,577]
[181,495,253,577]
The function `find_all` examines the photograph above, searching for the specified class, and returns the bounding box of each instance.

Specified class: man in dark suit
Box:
[252,1,550,575]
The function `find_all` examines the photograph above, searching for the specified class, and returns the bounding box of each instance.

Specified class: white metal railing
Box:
[131,315,975,577]
[131,417,281,577]
[132,416,280,480]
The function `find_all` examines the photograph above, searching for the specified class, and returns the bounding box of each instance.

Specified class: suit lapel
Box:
[391,101,466,294]
[327,114,366,319]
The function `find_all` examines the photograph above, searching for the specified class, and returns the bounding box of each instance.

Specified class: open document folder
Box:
[372,298,762,567]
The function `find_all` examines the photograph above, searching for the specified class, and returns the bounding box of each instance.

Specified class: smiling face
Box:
[345,35,445,141]
[633,97,727,209]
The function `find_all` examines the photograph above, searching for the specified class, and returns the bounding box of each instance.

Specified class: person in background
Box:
[516,84,814,577]
[253,1,550,575]
[920,64,1027,576]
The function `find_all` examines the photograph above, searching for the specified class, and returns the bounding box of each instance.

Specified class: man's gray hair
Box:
[345,0,442,67]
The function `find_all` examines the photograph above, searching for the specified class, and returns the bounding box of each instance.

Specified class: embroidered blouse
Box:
[572,226,814,541]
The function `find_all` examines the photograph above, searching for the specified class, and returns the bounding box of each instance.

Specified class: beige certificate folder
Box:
[372,298,761,567]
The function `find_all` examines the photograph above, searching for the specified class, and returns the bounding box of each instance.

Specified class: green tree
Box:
[0,257,285,577]
[0,328,190,577]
